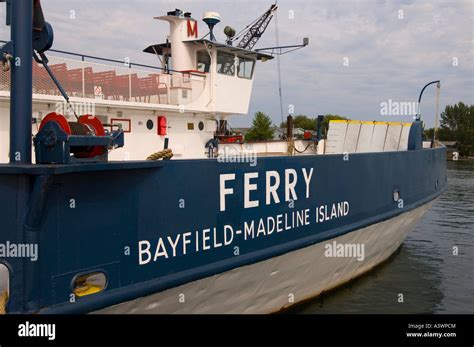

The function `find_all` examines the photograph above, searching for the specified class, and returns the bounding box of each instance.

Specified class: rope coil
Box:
[147,148,173,161]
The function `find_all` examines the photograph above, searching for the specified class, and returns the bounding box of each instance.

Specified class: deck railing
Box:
[0,53,206,106]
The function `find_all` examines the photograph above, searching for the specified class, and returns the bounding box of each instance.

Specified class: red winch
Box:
[39,112,106,158]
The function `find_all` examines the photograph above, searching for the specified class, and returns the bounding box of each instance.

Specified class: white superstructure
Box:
[0,9,413,164]
[0,9,274,162]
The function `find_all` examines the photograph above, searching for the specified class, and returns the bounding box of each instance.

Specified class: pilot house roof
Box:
[144,39,274,61]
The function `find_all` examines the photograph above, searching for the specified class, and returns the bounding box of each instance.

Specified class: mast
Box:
[8,0,33,164]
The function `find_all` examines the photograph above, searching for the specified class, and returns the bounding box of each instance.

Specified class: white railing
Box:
[0,55,206,106]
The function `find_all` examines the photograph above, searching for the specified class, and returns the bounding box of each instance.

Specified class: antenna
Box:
[202,12,221,42]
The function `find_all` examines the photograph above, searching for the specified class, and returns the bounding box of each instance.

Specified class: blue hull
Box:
[0,147,446,313]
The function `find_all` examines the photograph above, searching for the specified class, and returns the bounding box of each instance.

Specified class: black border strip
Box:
[0,314,472,345]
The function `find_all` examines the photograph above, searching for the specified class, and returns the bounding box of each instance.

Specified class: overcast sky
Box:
[1,0,472,127]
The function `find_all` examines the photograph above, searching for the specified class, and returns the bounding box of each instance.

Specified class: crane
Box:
[235,4,278,51]
[227,2,309,128]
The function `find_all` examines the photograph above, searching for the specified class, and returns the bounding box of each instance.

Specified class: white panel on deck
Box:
[355,123,374,153]
[398,124,411,151]
[383,124,403,152]
[317,139,325,154]
[370,123,388,152]
[325,121,348,154]
[342,122,361,153]
[423,141,432,149]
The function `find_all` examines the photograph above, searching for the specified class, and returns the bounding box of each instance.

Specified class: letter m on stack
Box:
[187,20,198,38]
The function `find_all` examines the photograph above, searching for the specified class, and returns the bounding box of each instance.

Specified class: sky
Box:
[1,0,473,128]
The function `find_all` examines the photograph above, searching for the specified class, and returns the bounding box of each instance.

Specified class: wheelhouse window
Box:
[217,51,235,76]
[237,57,255,79]
[196,50,210,73]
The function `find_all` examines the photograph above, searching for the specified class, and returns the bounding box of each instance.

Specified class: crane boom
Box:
[236,4,277,51]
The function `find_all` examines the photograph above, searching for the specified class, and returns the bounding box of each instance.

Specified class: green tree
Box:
[280,115,316,130]
[439,102,474,156]
[424,128,434,140]
[424,127,454,141]
[245,111,274,142]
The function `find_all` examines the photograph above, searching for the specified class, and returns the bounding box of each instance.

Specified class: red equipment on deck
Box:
[39,112,106,158]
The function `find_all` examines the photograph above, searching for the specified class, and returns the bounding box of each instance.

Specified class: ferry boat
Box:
[0,1,446,314]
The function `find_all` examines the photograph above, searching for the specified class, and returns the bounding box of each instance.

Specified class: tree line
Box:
[424,102,473,156]
[244,112,347,142]
[244,102,473,157]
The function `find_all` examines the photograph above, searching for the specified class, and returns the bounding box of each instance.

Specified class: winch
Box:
[34,112,124,164]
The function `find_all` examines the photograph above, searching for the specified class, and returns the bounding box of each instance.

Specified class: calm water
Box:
[291,161,474,314]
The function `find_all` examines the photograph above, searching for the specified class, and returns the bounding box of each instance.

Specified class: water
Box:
[291,161,474,314]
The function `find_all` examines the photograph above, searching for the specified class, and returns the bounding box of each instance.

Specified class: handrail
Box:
[0,39,174,74]
[0,40,207,106]
[0,53,207,106]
